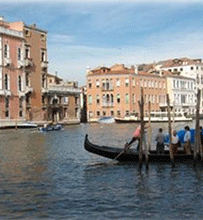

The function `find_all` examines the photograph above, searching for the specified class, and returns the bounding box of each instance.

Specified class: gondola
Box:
[84,135,195,162]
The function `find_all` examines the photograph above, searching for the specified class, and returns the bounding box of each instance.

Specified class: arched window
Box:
[110,94,114,103]
[125,93,129,104]
[117,94,120,103]
[5,74,8,90]
[18,76,22,91]
[106,94,110,103]
[4,44,8,58]
[88,95,92,104]
[18,48,21,61]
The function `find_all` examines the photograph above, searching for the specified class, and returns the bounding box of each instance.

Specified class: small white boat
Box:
[98,117,115,124]
[115,112,192,123]
[16,122,38,129]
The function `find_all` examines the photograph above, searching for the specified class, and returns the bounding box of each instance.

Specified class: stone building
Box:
[86,64,167,122]
[42,73,81,124]
[0,16,26,126]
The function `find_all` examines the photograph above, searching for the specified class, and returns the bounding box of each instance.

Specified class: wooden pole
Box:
[172,101,175,129]
[194,89,201,164]
[166,94,174,166]
[138,88,144,169]
[148,101,152,151]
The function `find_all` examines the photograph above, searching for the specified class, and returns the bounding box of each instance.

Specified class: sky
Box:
[1,0,203,85]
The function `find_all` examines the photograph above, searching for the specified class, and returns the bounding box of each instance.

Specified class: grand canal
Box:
[1,121,203,219]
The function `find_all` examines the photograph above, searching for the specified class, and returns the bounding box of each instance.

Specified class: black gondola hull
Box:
[84,135,195,162]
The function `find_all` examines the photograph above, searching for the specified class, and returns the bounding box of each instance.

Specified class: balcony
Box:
[0,26,23,39]
[101,86,114,91]
[102,102,114,108]
[18,60,24,69]
[25,58,33,67]
[25,86,33,94]
[4,57,11,67]
[41,61,49,69]
[0,90,11,96]
[42,85,81,95]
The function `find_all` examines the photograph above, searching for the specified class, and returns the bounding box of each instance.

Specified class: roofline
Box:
[24,24,47,34]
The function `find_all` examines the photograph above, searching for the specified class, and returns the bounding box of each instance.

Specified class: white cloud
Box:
[49,34,75,44]
[48,28,203,86]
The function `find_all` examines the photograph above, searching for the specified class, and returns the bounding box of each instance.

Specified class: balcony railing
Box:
[102,102,114,107]
[4,57,11,67]
[25,58,33,67]
[25,86,33,94]
[42,85,81,95]
[0,90,11,96]
[18,60,24,68]
[41,61,49,69]
[101,86,114,91]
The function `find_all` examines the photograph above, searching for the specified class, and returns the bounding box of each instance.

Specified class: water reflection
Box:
[0,122,202,219]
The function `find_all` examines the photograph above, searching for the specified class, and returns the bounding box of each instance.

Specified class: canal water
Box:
[0,121,203,219]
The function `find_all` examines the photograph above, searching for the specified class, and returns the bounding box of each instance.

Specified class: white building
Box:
[166,76,196,116]
[161,58,203,114]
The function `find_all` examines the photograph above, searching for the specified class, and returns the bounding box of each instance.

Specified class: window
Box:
[125,93,129,104]
[19,97,23,108]
[110,111,114,116]
[4,44,9,58]
[5,97,9,108]
[96,80,100,88]
[106,94,110,103]
[191,66,194,70]
[196,66,199,70]
[17,48,21,61]
[180,68,183,71]
[110,94,114,104]
[25,47,30,58]
[117,110,121,117]
[25,29,30,37]
[5,74,8,90]
[88,95,92,104]
[117,94,120,103]
[103,111,106,116]
[132,78,136,86]
[89,83,92,88]
[126,110,129,116]
[116,79,120,87]
[41,50,46,62]
[125,78,129,87]
[41,34,46,41]
[97,111,100,116]
[26,72,30,87]
[96,95,100,104]
[19,110,23,117]
[18,76,22,91]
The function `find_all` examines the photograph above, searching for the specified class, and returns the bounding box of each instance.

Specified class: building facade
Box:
[42,73,81,124]
[10,20,48,122]
[86,64,167,122]
[0,16,27,126]
[160,58,203,114]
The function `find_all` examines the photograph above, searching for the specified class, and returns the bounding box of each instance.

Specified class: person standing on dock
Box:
[155,128,165,154]
[184,126,191,155]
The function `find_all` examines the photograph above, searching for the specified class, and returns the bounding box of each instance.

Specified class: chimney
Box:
[86,66,91,75]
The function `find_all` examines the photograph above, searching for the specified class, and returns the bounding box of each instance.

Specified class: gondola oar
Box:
[113,142,132,160]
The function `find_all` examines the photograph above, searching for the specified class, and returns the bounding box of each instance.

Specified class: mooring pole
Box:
[148,101,152,151]
[138,88,144,169]
[166,94,174,167]
[194,89,201,165]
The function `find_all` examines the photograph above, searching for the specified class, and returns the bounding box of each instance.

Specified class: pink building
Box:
[0,16,26,126]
